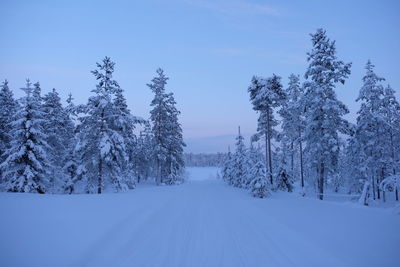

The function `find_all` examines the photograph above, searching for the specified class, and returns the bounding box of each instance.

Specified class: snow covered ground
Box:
[0,167,399,267]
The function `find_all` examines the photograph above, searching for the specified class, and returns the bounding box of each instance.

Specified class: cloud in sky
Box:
[183,0,280,17]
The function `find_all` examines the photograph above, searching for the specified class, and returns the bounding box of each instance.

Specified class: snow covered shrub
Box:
[380,175,400,202]
[380,175,399,193]
[250,176,270,198]
[275,167,294,192]
[164,171,184,185]
[250,160,270,198]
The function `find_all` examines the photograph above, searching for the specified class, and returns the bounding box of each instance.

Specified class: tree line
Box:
[0,57,185,194]
[222,29,400,204]
[184,153,226,167]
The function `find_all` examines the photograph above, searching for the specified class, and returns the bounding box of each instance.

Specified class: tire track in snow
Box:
[212,183,294,267]
[76,186,185,267]
[75,177,353,267]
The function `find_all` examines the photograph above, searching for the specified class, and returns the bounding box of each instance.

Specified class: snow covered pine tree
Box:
[75,57,130,193]
[347,61,400,204]
[232,126,249,188]
[222,147,235,185]
[0,80,50,193]
[148,68,185,185]
[134,122,154,182]
[63,93,79,193]
[248,75,285,185]
[250,157,270,198]
[278,74,305,192]
[380,85,400,201]
[302,29,351,200]
[0,80,19,181]
[42,88,76,193]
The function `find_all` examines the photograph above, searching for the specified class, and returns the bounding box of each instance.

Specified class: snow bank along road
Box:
[0,167,399,267]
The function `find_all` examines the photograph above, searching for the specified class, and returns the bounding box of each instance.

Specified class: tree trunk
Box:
[98,158,103,194]
[156,159,161,185]
[98,109,105,194]
[266,108,273,185]
[290,141,294,177]
[371,172,376,200]
[377,184,380,200]
[264,134,268,182]
[390,131,398,201]
[318,162,324,200]
[299,135,304,189]
[377,168,385,200]
[390,131,396,176]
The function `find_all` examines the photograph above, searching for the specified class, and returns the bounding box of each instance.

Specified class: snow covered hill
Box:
[0,167,399,267]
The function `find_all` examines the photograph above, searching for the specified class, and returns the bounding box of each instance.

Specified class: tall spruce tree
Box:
[135,122,154,182]
[351,61,385,200]
[42,88,76,192]
[0,80,50,193]
[112,86,139,188]
[0,80,19,167]
[380,84,400,202]
[302,29,351,200]
[148,68,185,185]
[149,69,169,184]
[222,147,235,185]
[278,74,305,190]
[232,127,248,188]
[382,85,400,186]
[76,57,129,193]
[63,93,78,193]
[163,92,186,184]
[348,62,400,202]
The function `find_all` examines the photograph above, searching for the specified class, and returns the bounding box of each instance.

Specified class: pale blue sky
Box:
[1,0,399,152]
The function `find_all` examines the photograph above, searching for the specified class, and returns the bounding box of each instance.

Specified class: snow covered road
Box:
[0,167,399,267]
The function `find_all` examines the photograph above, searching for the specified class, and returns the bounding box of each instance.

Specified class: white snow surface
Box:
[0,167,399,267]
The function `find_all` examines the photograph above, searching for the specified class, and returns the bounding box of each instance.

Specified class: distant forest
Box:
[184,153,226,167]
